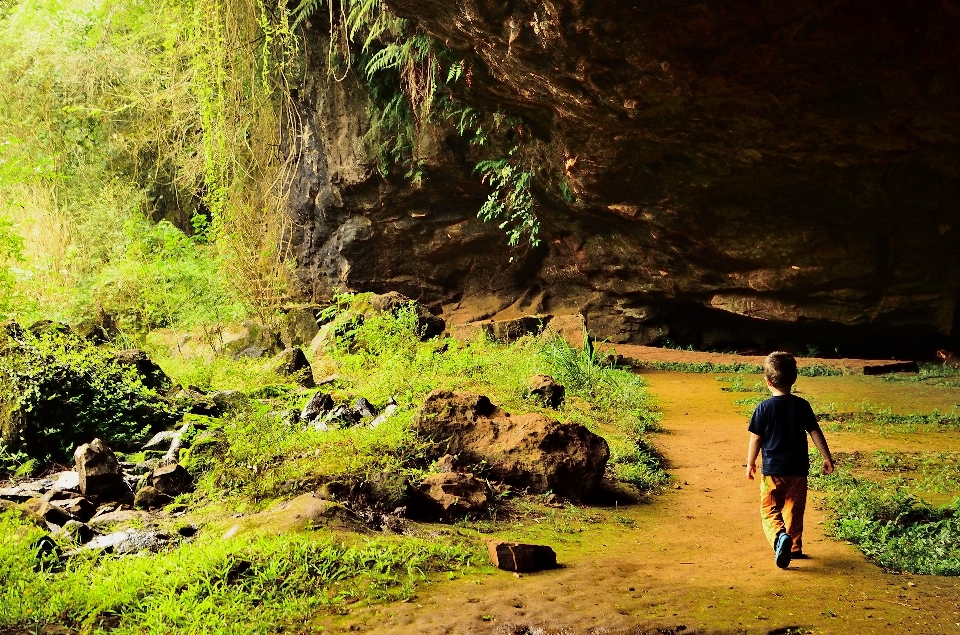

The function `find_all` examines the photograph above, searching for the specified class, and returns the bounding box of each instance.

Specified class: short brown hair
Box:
[764,351,797,390]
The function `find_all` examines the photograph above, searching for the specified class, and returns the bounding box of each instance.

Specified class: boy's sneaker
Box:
[774,532,792,569]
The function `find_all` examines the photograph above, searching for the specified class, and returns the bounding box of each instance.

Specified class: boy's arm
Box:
[810,427,835,474]
[745,433,762,480]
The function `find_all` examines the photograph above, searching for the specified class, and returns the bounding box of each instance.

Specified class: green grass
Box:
[829,450,960,497]
[636,360,842,377]
[814,402,960,434]
[810,467,960,575]
[716,375,766,393]
[636,360,764,374]
[156,302,666,503]
[879,362,960,387]
[0,511,478,634]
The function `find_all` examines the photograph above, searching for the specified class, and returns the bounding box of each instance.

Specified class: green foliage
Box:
[475,155,539,248]
[0,0,217,322]
[0,330,181,466]
[291,0,546,247]
[879,362,960,387]
[185,296,665,500]
[637,360,764,374]
[80,219,247,332]
[0,510,477,633]
[811,469,960,575]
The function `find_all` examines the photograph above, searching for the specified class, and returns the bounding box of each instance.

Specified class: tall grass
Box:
[0,510,478,633]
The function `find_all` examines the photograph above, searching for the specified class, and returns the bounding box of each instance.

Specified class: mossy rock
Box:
[180,429,228,477]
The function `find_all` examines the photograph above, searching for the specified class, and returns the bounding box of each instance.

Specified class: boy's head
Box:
[764,351,797,392]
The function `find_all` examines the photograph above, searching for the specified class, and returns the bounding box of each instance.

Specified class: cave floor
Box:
[315,371,960,635]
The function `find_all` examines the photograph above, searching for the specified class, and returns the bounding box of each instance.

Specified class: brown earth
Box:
[312,371,960,635]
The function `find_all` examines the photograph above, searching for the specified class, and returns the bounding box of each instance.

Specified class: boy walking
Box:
[745,352,835,569]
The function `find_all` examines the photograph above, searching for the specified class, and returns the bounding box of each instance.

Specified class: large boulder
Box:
[74,439,128,498]
[281,306,321,349]
[134,486,173,510]
[415,390,609,500]
[150,463,192,496]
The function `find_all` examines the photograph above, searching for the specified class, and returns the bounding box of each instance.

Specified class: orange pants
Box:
[759,475,807,554]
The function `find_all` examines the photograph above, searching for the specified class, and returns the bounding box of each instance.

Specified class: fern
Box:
[475,154,539,248]
[290,0,323,30]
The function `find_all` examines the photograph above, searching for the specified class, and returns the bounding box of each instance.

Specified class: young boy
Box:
[745,351,835,569]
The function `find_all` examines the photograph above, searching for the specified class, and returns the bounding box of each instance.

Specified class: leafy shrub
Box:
[0,328,182,466]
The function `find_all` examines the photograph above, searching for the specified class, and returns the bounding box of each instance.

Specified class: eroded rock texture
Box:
[288,1,960,356]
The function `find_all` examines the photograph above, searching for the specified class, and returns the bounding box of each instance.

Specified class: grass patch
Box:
[828,450,960,496]
[814,402,960,434]
[162,301,666,503]
[636,361,764,374]
[636,360,843,376]
[810,468,960,575]
[879,362,960,387]
[0,511,478,633]
[716,375,766,393]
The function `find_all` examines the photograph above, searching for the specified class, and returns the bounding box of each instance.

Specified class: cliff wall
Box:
[286,1,960,357]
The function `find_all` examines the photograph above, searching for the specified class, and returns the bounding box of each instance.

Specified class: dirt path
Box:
[320,373,960,635]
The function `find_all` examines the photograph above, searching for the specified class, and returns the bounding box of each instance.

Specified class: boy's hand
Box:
[822,458,835,475]
[745,464,757,480]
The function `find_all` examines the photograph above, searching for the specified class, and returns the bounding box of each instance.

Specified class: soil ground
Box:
[315,370,960,635]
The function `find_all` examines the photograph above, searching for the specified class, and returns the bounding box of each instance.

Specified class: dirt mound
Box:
[415,390,609,500]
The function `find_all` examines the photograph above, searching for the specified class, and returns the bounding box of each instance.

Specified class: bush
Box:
[0,328,182,467]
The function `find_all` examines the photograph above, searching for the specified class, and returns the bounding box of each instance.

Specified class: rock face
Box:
[288,2,960,357]
[415,390,609,500]
[74,439,127,497]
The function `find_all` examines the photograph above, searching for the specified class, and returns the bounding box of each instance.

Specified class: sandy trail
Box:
[320,373,960,634]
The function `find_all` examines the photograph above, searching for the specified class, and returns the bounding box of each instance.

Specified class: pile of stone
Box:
[414,384,608,501]
[0,437,197,555]
[299,391,399,431]
[401,375,605,522]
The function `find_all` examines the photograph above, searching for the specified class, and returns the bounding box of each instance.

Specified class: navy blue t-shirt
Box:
[748,394,820,476]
